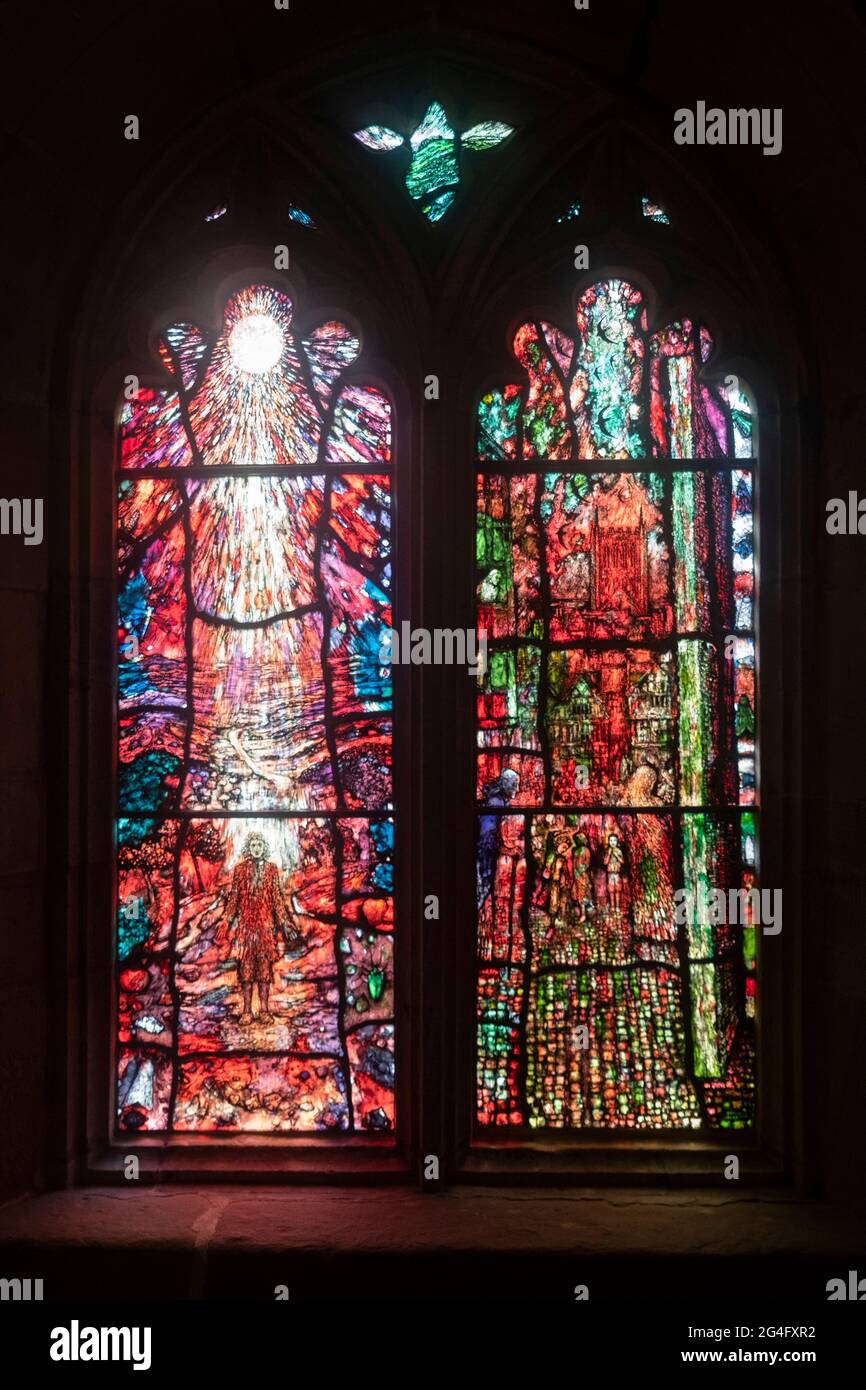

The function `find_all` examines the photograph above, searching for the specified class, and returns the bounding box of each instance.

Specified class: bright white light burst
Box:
[229,314,283,374]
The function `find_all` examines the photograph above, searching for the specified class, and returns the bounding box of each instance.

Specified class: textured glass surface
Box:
[116,286,394,1133]
[475,280,757,1130]
[354,102,512,221]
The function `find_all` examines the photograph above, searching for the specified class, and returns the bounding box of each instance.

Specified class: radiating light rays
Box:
[190,287,319,469]
[187,616,334,813]
[120,284,390,469]
[188,476,323,622]
[228,312,284,374]
[116,280,395,1134]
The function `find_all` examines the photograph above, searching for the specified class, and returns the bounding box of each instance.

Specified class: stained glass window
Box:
[287,204,315,227]
[475,279,756,1131]
[353,102,513,221]
[116,284,395,1134]
[642,197,670,224]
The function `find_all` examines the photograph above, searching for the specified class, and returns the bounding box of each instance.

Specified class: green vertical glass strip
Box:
[477,498,512,591]
[479,645,540,747]
[516,645,541,737]
[677,639,713,803]
[667,353,693,458]
[741,810,757,971]
[690,962,721,1079]
[742,926,756,973]
[741,811,756,860]
[682,810,722,1079]
[682,813,713,958]
[673,472,698,630]
[488,649,514,709]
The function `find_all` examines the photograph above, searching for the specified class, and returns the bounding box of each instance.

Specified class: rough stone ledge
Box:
[0,1187,863,1299]
[0,1186,861,1255]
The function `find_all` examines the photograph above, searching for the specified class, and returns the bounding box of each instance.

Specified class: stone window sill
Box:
[0,1187,860,1299]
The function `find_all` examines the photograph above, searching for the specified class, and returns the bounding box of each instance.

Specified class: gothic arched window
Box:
[475,278,757,1132]
[115,283,396,1134]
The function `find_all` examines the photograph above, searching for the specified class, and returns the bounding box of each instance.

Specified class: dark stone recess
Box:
[1,0,865,1285]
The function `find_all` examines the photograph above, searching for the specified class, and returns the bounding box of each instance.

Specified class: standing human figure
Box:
[221,831,300,1024]
[604,832,625,916]
[573,830,594,923]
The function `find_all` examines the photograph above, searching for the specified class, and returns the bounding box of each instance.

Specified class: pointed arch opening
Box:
[474,275,759,1133]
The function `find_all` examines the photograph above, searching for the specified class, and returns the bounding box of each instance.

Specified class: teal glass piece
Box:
[287,204,315,227]
[642,196,670,224]
[405,102,458,208]
[353,101,513,221]
[420,189,456,222]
